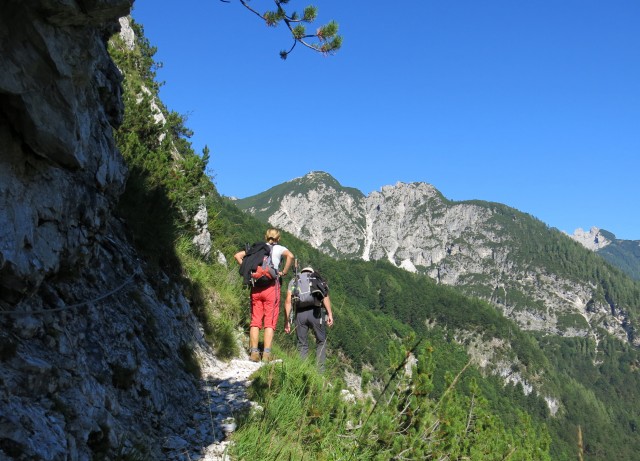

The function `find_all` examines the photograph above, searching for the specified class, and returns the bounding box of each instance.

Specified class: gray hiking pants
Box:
[295,307,327,372]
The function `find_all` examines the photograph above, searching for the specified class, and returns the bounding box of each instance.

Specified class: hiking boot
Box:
[261,351,273,362]
[249,351,261,362]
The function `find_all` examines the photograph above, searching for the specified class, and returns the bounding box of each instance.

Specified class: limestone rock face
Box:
[193,199,213,257]
[0,219,223,460]
[0,2,233,459]
[268,176,367,258]
[0,0,130,302]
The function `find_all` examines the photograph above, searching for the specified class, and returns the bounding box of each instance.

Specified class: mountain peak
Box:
[303,170,334,180]
[377,180,439,196]
[295,170,341,187]
[285,171,365,198]
[568,226,611,251]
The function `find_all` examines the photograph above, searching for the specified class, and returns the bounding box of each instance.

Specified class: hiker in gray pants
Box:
[284,267,334,372]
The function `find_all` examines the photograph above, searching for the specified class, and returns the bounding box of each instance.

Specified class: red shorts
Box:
[250,281,280,330]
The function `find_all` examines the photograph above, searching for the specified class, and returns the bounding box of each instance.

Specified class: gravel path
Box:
[198,356,265,461]
[164,350,265,461]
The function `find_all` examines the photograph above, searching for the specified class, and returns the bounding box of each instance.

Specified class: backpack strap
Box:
[246,242,270,256]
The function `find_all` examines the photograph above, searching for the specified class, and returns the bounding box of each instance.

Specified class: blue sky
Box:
[131,0,639,240]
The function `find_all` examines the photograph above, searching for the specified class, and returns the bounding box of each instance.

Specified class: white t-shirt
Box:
[270,244,288,269]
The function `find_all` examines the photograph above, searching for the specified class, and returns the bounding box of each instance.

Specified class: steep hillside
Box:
[598,235,640,280]
[236,172,640,348]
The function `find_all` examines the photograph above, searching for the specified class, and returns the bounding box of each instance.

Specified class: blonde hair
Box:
[265,228,281,243]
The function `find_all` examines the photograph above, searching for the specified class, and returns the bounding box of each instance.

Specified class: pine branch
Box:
[226,0,341,59]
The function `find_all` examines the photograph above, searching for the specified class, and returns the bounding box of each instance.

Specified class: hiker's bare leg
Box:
[250,326,260,350]
[263,327,275,350]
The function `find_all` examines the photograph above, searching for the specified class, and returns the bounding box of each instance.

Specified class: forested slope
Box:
[597,230,640,280]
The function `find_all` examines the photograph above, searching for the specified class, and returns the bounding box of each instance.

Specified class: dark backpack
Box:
[292,271,329,309]
[239,242,278,287]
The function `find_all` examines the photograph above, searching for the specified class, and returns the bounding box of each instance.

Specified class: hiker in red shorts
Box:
[235,228,293,362]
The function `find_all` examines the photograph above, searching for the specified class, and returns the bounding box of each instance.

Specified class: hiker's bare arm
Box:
[323,295,334,327]
[280,249,294,276]
[233,250,246,265]
[284,291,292,316]
[284,290,293,333]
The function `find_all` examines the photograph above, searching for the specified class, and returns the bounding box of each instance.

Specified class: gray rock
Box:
[0,0,129,301]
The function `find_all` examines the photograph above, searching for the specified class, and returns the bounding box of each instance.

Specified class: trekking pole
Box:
[290,259,299,328]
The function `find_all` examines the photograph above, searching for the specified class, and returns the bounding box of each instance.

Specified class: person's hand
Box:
[284,321,291,334]
[326,314,334,327]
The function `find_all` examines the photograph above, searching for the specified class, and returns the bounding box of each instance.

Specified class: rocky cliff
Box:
[236,172,639,347]
[0,3,225,459]
[0,0,131,303]
[568,227,611,251]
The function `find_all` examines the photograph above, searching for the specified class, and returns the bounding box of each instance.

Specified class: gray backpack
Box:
[292,272,328,309]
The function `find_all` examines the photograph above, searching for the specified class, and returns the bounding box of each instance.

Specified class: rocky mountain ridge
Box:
[236,171,639,347]
[568,226,611,251]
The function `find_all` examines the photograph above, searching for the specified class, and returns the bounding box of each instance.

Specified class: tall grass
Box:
[230,341,551,461]
[231,355,356,460]
[175,236,246,359]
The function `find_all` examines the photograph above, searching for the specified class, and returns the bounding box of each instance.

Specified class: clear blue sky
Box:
[131,0,639,240]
